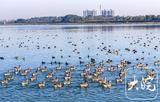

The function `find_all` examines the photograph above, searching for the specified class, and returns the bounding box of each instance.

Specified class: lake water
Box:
[0,24,160,102]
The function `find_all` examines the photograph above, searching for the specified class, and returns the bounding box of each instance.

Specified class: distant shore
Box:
[1,22,160,26]
[1,14,160,25]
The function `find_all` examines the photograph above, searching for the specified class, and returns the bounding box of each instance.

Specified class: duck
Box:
[106,59,112,64]
[114,50,119,55]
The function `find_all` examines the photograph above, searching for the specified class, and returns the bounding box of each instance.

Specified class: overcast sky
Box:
[0,0,160,20]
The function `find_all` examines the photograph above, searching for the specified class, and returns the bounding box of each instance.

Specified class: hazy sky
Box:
[0,0,160,20]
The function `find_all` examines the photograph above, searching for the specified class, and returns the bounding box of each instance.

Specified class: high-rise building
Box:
[83,10,97,17]
[101,9,114,17]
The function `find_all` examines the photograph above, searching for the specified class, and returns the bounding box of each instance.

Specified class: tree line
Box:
[1,15,160,24]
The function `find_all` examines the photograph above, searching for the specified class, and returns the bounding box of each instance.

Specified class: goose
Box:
[80,81,88,88]
[97,66,104,73]
[53,82,63,89]
[64,76,71,80]
[107,66,115,73]
[134,63,143,70]
[84,67,90,73]
[4,71,12,78]
[65,71,71,77]
[21,68,30,76]
[55,66,61,71]
[99,77,107,85]
[80,71,87,76]
[52,78,59,84]
[84,74,92,79]
[85,63,91,67]
[102,81,112,89]
[92,76,100,83]
[154,60,160,66]
[37,81,45,89]
[40,67,48,73]
[64,79,71,85]
[32,71,39,76]
[119,69,125,78]
[143,64,148,71]
[1,79,8,86]
[30,75,37,81]
[148,69,155,78]
[21,80,29,87]
[46,72,53,79]
[69,65,76,71]
[15,65,21,74]
[117,63,124,69]
[4,71,13,81]
[115,77,123,84]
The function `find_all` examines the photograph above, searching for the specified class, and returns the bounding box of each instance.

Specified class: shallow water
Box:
[0,24,160,102]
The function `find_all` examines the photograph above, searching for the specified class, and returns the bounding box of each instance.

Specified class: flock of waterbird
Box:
[0,29,159,90]
[0,58,157,90]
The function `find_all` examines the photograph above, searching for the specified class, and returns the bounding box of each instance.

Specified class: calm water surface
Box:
[0,24,160,102]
